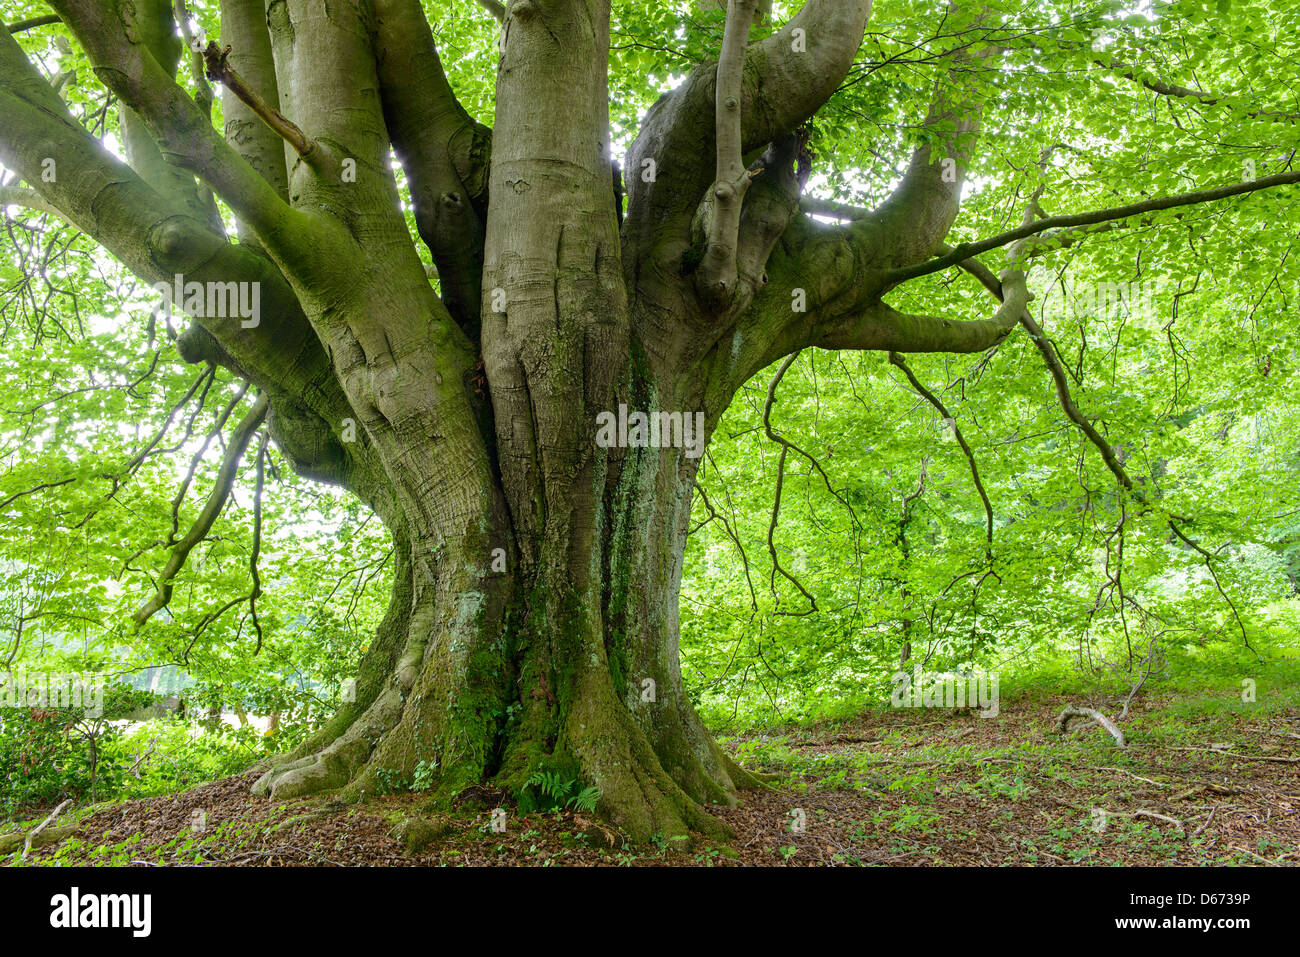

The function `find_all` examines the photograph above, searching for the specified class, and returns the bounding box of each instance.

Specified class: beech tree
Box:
[2,0,1297,841]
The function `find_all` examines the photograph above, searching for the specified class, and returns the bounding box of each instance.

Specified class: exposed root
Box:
[253,686,405,800]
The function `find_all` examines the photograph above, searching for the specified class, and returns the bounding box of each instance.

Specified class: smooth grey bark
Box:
[4,0,1286,841]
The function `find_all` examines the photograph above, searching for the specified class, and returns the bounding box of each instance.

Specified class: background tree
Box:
[1,0,1297,842]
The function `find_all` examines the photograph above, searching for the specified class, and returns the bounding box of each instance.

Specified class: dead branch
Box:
[1057,704,1127,747]
[22,799,72,859]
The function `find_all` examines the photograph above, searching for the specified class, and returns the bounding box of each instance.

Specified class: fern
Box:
[567,785,601,813]
[523,771,601,813]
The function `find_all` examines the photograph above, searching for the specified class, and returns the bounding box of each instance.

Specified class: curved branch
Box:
[133,392,269,627]
[870,40,1000,270]
[817,263,1030,354]
[625,0,870,252]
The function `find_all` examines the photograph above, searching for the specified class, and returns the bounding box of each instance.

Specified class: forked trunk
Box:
[253,1,758,843]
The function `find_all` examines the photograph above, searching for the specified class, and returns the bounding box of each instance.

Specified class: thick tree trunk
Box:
[248,0,759,845]
[253,431,757,843]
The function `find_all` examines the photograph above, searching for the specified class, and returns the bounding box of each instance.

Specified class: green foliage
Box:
[0,682,154,817]
[522,770,601,814]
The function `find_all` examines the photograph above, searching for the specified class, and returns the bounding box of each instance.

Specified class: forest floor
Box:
[5,690,1298,866]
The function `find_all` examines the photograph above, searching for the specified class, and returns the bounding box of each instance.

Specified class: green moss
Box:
[389,814,451,855]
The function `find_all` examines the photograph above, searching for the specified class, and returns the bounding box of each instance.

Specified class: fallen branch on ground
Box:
[1057,705,1127,747]
[1166,746,1300,763]
[1093,807,1186,834]
[22,799,72,859]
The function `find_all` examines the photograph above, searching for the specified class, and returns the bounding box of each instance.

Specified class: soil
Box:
[8,693,1298,866]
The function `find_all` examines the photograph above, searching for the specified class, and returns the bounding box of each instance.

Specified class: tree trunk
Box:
[253,406,758,843]
[243,0,764,846]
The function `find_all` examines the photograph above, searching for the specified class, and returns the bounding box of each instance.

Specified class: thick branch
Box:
[7,15,62,33]
[475,0,505,23]
[374,0,491,339]
[0,185,59,217]
[818,265,1029,354]
[871,42,997,270]
[0,19,384,513]
[111,0,216,225]
[887,169,1300,285]
[47,0,314,262]
[624,0,870,258]
[695,0,760,308]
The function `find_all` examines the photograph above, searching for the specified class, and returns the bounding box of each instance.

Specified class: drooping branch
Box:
[762,353,817,616]
[247,430,268,654]
[167,383,251,546]
[948,249,1255,648]
[133,392,269,627]
[888,351,994,552]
